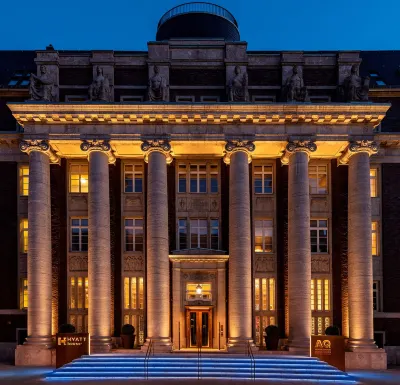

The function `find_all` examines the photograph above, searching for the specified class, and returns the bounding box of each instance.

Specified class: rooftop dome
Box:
[156,2,240,41]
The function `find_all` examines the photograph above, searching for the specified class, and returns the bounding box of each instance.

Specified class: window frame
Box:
[69,163,89,193]
[311,278,330,312]
[70,217,89,252]
[20,218,28,254]
[310,219,329,253]
[190,164,207,193]
[177,162,219,194]
[123,276,144,310]
[373,281,381,312]
[254,219,273,253]
[372,221,379,257]
[124,218,144,252]
[254,277,276,311]
[190,218,208,249]
[370,167,379,198]
[309,164,328,195]
[123,163,144,193]
[19,164,29,196]
[253,164,273,195]
[20,278,28,309]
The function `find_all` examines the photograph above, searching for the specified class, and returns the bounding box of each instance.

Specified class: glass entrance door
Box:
[186,309,212,348]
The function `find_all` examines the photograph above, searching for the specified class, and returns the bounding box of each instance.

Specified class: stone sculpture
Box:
[29,65,56,101]
[343,64,370,102]
[228,65,249,102]
[88,66,111,101]
[148,65,168,101]
[284,65,308,102]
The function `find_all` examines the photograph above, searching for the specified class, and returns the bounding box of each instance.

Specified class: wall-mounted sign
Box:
[311,335,345,371]
[56,333,89,368]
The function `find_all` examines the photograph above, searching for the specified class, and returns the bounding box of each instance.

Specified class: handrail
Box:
[144,339,154,380]
[247,340,255,381]
[197,341,202,380]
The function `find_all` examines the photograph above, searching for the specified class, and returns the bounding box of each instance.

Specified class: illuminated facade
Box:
[0,3,399,370]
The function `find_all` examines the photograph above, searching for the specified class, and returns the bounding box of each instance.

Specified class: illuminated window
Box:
[124,277,144,309]
[20,278,28,309]
[309,165,327,194]
[254,278,275,311]
[311,316,331,335]
[311,278,330,311]
[19,165,29,196]
[254,220,273,252]
[124,164,143,193]
[70,276,88,310]
[310,219,328,253]
[20,218,28,253]
[186,283,212,301]
[69,164,88,193]
[190,164,207,193]
[190,219,208,248]
[71,218,88,252]
[370,168,378,197]
[373,281,380,311]
[254,165,273,194]
[372,221,379,256]
[124,219,144,252]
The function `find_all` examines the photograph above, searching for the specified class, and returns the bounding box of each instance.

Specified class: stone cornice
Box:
[80,139,116,164]
[141,139,173,164]
[19,139,60,164]
[7,103,390,126]
[338,140,379,165]
[281,139,317,165]
[223,139,255,164]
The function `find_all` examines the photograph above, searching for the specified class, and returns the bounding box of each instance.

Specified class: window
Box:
[124,164,143,193]
[190,165,207,193]
[311,316,331,336]
[254,220,273,252]
[124,219,144,252]
[254,165,273,194]
[178,164,187,193]
[310,220,328,253]
[309,165,327,194]
[178,219,188,250]
[376,80,386,86]
[254,278,275,311]
[255,315,276,346]
[20,278,28,309]
[19,165,29,196]
[372,221,379,256]
[210,164,218,193]
[178,163,218,193]
[71,218,88,252]
[124,277,144,309]
[370,168,378,197]
[373,281,380,311]
[20,219,28,253]
[70,276,88,310]
[186,283,212,301]
[69,164,88,193]
[210,219,219,249]
[311,279,330,311]
[190,219,208,248]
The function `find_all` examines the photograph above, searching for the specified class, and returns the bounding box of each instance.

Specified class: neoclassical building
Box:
[0,2,399,370]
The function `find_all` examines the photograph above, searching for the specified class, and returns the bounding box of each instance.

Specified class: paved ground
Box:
[1,364,400,384]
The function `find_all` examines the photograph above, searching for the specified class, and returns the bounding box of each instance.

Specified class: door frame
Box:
[185,306,213,348]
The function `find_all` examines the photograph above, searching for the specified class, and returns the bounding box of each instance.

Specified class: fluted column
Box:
[224,140,255,351]
[340,141,378,351]
[141,139,173,351]
[81,140,115,353]
[282,140,316,354]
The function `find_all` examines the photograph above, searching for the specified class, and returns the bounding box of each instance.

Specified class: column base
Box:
[347,338,378,352]
[345,350,387,370]
[15,344,55,366]
[90,336,112,354]
[287,337,310,355]
[141,338,172,353]
[227,338,257,353]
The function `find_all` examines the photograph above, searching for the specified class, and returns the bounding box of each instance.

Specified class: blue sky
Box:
[1,0,398,51]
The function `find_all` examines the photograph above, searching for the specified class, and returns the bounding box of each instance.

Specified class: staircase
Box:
[46,354,358,383]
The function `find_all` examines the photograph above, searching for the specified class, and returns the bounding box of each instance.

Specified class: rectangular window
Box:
[190,219,208,248]
[255,315,276,346]
[71,218,88,252]
[311,278,330,311]
[124,164,143,193]
[69,276,88,309]
[124,277,144,309]
[178,219,187,250]
[186,283,212,301]
[20,218,28,253]
[372,221,379,256]
[373,281,380,311]
[254,220,273,252]
[124,219,144,252]
[370,168,378,197]
[254,165,273,194]
[190,164,207,193]
[309,165,327,194]
[310,219,328,253]
[210,219,219,249]
[19,165,29,196]
[178,164,187,193]
[210,164,218,193]
[254,278,275,311]
[69,164,88,193]
[312,316,331,335]
[20,278,28,309]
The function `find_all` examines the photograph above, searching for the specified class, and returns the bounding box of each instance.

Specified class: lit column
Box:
[141,139,173,351]
[339,140,379,351]
[16,140,59,365]
[224,140,255,351]
[282,140,316,354]
[81,140,116,353]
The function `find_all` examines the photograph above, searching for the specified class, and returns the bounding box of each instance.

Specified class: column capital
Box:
[338,140,379,165]
[223,140,255,165]
[281,140,317,165]
[80,139,116,164]
[141,139,173,164]
[19,139,60,164]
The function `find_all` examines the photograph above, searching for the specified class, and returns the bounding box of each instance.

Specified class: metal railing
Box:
[197,341,202,380]
[158,2,238,28]
[247,340,256,381]
[144,339,154,380]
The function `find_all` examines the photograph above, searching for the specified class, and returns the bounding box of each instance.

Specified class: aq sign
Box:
[56,333,89,368]
[311,335,345,371]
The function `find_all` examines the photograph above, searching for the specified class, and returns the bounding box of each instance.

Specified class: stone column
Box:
[223,140,255,351]
[340,141,379,351]
[141,139,173,351]
[16,140,59,366]
[282,140,316,354]
[81,140,116,353]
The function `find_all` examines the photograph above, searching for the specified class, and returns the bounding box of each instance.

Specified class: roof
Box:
[0,51,36,89]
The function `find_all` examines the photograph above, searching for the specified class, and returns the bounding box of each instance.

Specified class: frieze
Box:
[124,255,144,272]
[255,197,274,212]
[69,255,88,271]
[255,255,275,272]
[178,198,187,211]
[182,272,216,281]
[189,198,209,212]
[311,255,330,273]
[124,195,143,209]
[310,197,329,213]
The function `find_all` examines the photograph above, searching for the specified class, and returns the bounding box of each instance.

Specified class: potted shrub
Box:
[325,325,340,336]
[121,324,135,349]
[264,325,279,350]
[59,324,76,333]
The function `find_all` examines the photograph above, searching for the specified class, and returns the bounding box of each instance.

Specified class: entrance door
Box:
[186,309,212,348]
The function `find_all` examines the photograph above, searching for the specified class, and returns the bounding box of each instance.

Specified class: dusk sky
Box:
[0,0,398,51]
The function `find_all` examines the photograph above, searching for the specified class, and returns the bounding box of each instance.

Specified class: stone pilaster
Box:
[141,139,172,352]
[16,140,59,366]
[282,140,316,354]
[223,140,254,351]
[81,140,114,353]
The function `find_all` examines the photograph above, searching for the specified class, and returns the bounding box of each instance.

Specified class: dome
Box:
[156,2,240,41]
